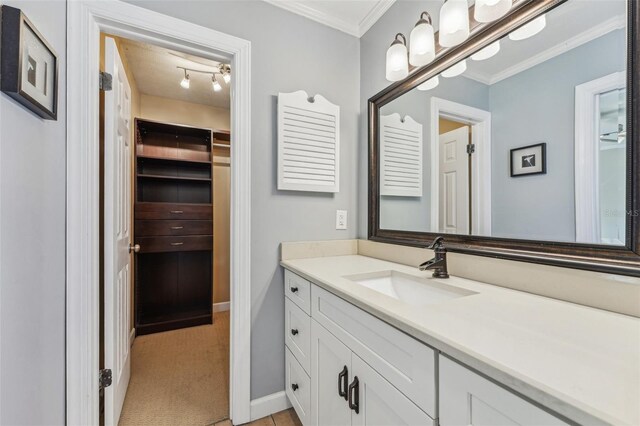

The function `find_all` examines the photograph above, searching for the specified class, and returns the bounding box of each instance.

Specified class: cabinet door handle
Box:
[348,376,359,414]
[290,286,298,293]
[170,226,184,230]
[338,365,348,400]
[170,210,183,214]
[290,329,299,336]
[291,383,299,392]
[170,242,184,246]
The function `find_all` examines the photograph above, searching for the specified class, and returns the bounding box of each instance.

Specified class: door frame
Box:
[574,71,626,243]
[430,97,492,236]
[66,1,252,424]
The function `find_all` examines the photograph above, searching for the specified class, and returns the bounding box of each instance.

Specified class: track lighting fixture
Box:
[180,69,190,89]
[212,75,222,92]
[176,64,231,93]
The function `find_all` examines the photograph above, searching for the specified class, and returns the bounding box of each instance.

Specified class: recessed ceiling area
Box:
[118,38,231,109]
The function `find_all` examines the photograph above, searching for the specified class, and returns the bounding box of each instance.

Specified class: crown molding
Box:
[263,0,396,38]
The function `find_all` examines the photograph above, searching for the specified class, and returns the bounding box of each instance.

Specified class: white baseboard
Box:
[250,390,292,421]
[213,301,230,312]
[129,328,136,347]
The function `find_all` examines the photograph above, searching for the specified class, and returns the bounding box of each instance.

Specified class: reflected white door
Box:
[439,126,470,234]
[104,36,132,426]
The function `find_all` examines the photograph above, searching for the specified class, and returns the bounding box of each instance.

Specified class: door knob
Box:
[129,243,141,253]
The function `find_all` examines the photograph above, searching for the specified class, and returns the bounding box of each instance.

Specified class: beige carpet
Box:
[119,312,230,426]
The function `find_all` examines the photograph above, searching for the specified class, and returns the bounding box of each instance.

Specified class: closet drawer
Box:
[311,285,436,418]
[137,235,212,253]
[285,269,311,315]
[135,220,212,236]
[135,202,212,220]
[285,297,311,374]
[285,347,311,426]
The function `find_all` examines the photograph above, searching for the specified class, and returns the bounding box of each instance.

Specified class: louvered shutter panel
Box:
[380,113,423,197]
[277,91,340,192]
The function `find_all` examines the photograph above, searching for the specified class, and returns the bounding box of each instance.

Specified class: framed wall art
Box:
[510,143,546,177]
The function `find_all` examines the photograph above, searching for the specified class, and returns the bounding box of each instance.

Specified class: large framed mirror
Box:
[369,0,639,276]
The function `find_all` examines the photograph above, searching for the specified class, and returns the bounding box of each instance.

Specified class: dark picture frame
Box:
[510,143,547,177]
[367,0,640,277]
[1,6,58,120]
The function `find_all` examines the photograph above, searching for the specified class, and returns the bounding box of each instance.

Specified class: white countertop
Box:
[281,255,640,426]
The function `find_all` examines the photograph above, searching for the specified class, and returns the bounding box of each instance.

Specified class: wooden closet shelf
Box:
[137,154,212,165]
[137,174,212,182]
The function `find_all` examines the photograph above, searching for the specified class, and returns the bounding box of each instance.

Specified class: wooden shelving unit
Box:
[134,118,214,335]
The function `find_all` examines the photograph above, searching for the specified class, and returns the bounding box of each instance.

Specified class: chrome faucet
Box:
[419,236,449,278]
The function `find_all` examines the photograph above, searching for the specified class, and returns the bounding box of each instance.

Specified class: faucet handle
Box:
[427,236,445,250]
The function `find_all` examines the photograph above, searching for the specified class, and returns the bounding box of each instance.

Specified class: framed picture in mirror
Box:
[0,5,58,120]
[510,143,546,177]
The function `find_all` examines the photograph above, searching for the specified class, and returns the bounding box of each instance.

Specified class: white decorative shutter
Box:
[380,113,423,197]
[278,90,340,192]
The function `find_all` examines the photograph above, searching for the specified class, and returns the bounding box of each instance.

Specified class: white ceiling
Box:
[463,0,626,85]
[263,0,396,37]
[119,38,231,109]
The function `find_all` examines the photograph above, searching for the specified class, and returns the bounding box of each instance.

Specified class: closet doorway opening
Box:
[66,2,251,425]
[100,34,232,425]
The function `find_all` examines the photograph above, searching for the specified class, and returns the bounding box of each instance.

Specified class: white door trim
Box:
[66,2,252,424]
[574,71,625,243]
[430,97,492,236]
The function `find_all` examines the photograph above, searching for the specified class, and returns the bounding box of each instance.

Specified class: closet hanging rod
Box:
[212,143,230,149]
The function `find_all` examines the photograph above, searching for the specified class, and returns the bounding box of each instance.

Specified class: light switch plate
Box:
[336,210,347,230]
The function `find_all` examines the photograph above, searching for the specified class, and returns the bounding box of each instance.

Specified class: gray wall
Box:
[125,0,360,400]
[489,29,626,241]
[0,1,67,425]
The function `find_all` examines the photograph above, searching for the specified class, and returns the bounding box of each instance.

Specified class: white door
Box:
[104,36,133,426]
[351,353,434,426]
[311,320,352,426]
[439,126,470,234]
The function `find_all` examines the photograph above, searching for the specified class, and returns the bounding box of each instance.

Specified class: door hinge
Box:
[99,368,113,390]
[99,72,113,91]
[466,143,476,155]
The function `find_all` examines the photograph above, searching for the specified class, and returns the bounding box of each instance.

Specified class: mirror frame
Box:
[368,0,640,277]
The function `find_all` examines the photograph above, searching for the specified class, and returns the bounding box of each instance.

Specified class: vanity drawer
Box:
[137,235,212,253]
[135,202,212,220]
[285,347,311,425]
[135,220,212,236]
[285,297,311,374]
[311,285,436,417]
[285,269,311,315]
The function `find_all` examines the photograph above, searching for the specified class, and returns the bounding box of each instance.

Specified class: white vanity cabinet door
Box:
[311,319,353,426]
[351,353,435,426]
[439,357,568,426]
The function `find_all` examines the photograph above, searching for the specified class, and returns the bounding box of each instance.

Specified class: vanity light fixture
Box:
[471,40,501,61]
[418,75,440,91]
[509,14,546,41]
[441,59,467,78]
[439,0,470,47]
[180,69,190,89]
[219,63,232,83]
[474,0,512,23]
[386,33,409,81]
[410,12,436,67]
[212,75,222,92]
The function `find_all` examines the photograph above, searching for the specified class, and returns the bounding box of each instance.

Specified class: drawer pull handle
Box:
[338,366,348,400]
[170,226,184,230]
[348,376,359,414]
[290,286,298,293]
[291,329,298,336]
[170,210,184,214]
[291,383,299,392]
[170,242,184,246]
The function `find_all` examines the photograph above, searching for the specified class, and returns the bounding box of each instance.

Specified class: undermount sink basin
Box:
[344,270,476,307]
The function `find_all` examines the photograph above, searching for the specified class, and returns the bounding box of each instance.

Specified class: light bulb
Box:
[409,12,436,67]
[223,72,231,84]
[441,59,467,78]
[439,0,470,48]
[418,76,439,91]
[474,0,512,23]
[509,15,546,41]
[385,33,409,82]
[212,77,222,92]
[180,71,190,89]
[471,40,500,61]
